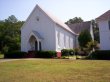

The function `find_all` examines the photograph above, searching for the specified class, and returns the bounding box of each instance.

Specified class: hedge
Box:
[87,50,110,60]
[61,49,74,56]
[35,51,57,58]
[4,51,27,58]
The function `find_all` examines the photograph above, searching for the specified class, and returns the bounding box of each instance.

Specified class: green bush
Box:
[35,51,57,58]
[61,49,74,56]
[4,51,27,58]
[2,45,9,54]
[87,50,110,60]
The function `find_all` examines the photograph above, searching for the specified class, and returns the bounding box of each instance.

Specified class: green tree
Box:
[86,40,98,51]
[65,17,83,25]
[0,15,24,53]
[5,15,18,23]
[78,30,92,48]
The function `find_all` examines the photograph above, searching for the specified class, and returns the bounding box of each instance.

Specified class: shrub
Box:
[78,30,92,48]
[35,51,57,58]
[61,49,74,56]
[4,51,27,58]
[2,45,9,54]
[74,48,80,55]
[87,50,110,60]
[78,51,87,56]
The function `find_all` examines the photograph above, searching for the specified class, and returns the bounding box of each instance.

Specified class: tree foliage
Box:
[0,15,24,53]
[65,17,83,25]
[78,30,92,48]
[86,40,98,51]
[5,15,18,23]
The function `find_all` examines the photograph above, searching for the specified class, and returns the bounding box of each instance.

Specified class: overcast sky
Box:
[0,0,110,22]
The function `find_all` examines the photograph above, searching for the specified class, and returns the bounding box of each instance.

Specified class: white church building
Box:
[96,10,110,50]
[21,4,110,52]
[21,5,78,52]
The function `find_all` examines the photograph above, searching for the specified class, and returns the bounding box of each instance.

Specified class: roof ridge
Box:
[67,21,91,25]
[96,10,110,21]
[36,4,77,35]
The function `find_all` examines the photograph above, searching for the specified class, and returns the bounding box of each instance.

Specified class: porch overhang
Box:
[29,31,44,41]
[28,31,43,51]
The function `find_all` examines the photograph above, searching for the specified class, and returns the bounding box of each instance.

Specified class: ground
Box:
[0,59,110,82]
[0,54,4,59]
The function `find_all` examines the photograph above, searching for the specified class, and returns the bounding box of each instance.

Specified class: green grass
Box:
[0,59,110,82]
[0,54,4,58]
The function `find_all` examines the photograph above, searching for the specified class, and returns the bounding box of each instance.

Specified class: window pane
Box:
[57,32,60,46]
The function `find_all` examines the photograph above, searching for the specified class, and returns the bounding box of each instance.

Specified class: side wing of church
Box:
[21,5,77,52]
[96,10,110,50]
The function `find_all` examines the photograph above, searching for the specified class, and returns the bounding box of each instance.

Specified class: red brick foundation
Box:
[57,52,61,58]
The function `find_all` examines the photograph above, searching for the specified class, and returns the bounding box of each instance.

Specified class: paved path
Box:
[0,58,44,63]
[0,59,20,63]
[0,58,76,63]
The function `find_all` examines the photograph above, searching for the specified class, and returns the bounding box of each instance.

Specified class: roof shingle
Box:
[67,21,91,34]
[96,10,110,21]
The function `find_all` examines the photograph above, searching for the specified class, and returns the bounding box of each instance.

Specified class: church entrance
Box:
[29,35,41,51]
[35,41,38,51]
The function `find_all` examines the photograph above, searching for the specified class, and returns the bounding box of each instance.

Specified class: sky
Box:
[0,0,110,22]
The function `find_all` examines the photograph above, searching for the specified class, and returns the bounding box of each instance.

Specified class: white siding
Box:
[21,6,56,52]
[21,5,76,52]
[55,24,75,52]
[98,20,110,50]
[90,24,94,40]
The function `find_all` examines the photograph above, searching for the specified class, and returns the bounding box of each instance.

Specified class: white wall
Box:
[55,24,75,52]
[21,6,56,52]
[90,23,94,40]
[98,20,110,50]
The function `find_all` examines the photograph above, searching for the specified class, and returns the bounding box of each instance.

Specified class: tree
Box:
[0,15,24,53]
[86,40,98,51]
[65,17,83,25]
[78,30,92,48]
[5,15,18,23]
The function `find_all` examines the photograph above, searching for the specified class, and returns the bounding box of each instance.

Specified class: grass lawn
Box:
[0,59,110,82]
[0,54,4,58]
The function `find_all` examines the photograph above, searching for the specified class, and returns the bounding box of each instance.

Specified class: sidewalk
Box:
[0,59,20,62]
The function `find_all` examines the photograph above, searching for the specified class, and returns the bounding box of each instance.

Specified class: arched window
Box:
[57,32,60,46]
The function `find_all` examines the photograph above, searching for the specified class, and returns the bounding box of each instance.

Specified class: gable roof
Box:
[21,4,77,35]
[96,10,110,21]
[67,21,91,34]
[37,5,77,35]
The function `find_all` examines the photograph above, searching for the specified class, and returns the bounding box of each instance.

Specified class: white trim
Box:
[28,32,43,51]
